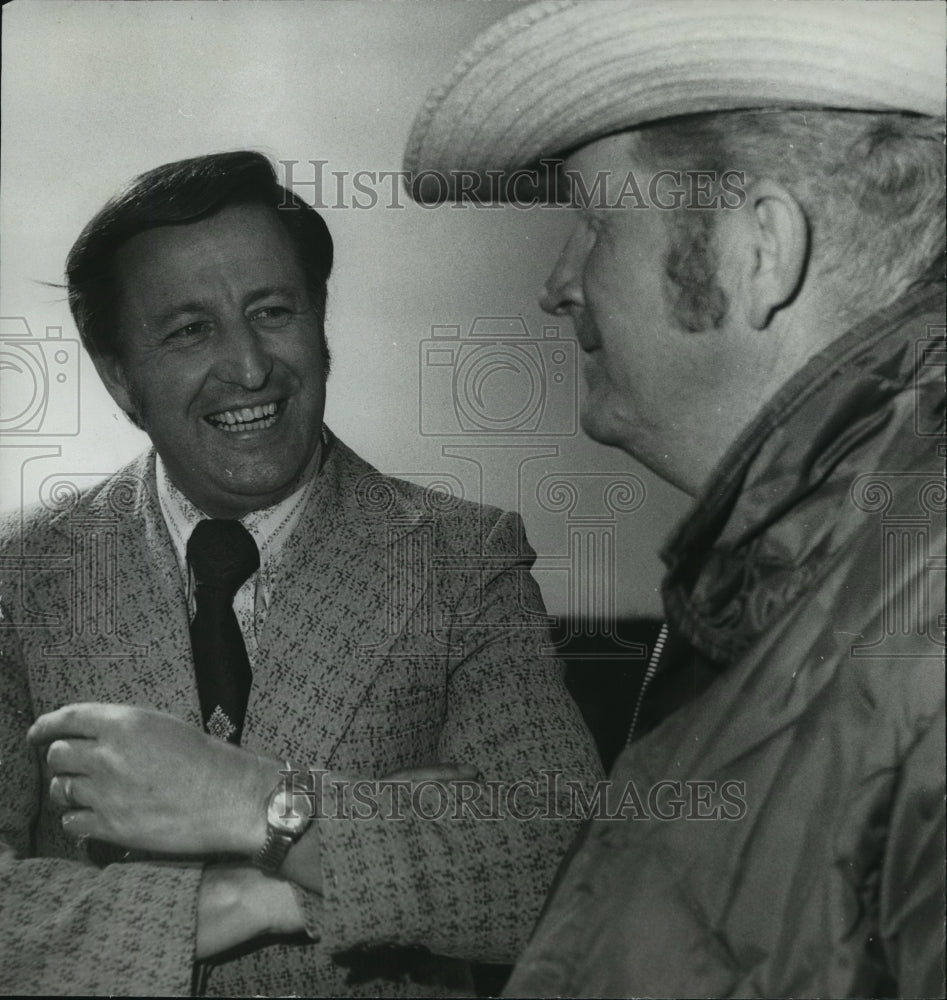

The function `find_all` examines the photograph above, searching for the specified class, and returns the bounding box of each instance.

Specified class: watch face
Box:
[267,787,308,835]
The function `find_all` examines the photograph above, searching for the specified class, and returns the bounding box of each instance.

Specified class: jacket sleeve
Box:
[292,510,603,963]
[0,614,203,996]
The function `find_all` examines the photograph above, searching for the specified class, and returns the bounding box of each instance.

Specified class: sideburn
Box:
[664,213,729,332]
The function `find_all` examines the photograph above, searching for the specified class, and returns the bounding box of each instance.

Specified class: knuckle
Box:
[111,707,134,737]
[96,745,120,775]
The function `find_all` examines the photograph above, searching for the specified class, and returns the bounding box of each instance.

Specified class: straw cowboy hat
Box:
[404,0,946,202]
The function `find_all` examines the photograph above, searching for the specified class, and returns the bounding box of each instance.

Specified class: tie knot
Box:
[186,519,260,598]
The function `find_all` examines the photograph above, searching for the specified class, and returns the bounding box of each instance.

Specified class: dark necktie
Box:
[186,519,259,745]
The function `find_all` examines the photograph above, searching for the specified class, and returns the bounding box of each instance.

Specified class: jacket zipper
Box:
[626,622,668,745]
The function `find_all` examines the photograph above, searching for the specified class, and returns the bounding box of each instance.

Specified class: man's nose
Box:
[539,223,588,316]
[215,318,273,390]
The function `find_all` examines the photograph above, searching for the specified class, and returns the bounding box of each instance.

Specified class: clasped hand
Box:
[29,701,481,860]
[27,702,273,856]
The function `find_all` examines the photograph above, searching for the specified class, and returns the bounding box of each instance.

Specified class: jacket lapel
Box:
[135,455,204,726]
[101,454,199,724]
[243,433,435,768]
[28,453,199,726]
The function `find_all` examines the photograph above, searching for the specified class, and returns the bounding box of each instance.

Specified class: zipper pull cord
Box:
[626,622,668,746]
[191,960,210,997]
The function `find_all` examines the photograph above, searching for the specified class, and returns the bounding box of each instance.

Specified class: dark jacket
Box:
[506,283,946,998]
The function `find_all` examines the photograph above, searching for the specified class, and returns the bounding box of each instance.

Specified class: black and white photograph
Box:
[1,1,944,996]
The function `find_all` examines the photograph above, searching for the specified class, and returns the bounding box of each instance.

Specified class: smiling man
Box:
[99,201,329,518]
[0,151,600,996]
[405,1,945,996]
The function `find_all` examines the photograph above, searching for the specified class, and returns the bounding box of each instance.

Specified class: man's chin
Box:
[579,407,624,451]
[193,478,300,517]
[579,409,683,487]
[165,455,315,518]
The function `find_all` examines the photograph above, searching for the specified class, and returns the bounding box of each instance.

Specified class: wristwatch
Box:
[254,773,311,874]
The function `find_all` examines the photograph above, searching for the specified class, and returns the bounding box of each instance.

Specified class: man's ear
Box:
[739,179,809,330]
[91,351,137,419]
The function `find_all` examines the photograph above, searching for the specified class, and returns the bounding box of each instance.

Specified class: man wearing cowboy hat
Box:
[405,1,946,996]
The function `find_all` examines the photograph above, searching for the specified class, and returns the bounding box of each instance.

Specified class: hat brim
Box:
[404,0,946,203]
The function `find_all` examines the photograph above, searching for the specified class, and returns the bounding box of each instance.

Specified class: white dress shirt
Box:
[155,448,319,666]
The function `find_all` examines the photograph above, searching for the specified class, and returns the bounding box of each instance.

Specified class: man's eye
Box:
[168,320,212,341]
[250,306,293,327]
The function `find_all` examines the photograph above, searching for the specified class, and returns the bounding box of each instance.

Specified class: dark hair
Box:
[66,150,334,360]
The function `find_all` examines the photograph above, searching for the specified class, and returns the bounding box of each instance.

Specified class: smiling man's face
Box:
[100,201,328,517]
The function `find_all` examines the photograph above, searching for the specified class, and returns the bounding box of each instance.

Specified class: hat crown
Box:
[405,0,947,202]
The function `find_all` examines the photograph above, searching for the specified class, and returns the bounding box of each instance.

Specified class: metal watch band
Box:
[254,827,297,874]
[254,762,310,874]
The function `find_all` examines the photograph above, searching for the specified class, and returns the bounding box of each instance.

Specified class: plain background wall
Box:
[0,0,690,617]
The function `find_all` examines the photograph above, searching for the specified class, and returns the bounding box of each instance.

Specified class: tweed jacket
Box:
[505,284,946,997]
[0,431,601,996]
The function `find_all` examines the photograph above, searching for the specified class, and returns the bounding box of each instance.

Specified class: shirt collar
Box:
[155,440,321,581]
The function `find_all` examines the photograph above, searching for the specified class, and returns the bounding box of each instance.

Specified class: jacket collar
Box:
[661,281,946,665]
